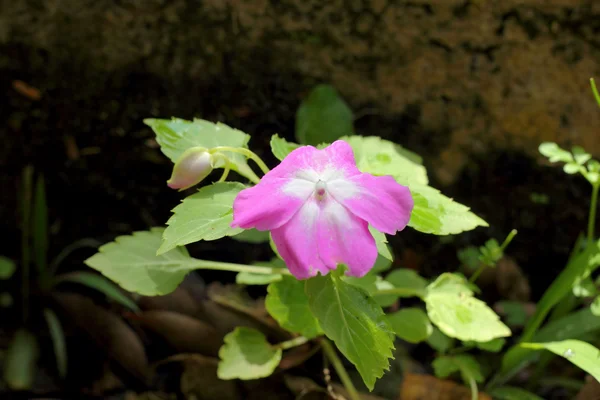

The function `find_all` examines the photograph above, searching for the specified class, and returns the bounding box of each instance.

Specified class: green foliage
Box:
[158,182,246,254]
[231,228,270,244]
[387,308,433,343]
[56,272,140,312]
[425,273,511,342]
[369,226,393,261]
[464,338,506,353]
[305,269,395,390]
[385,269,428,298]
[295,85,354,145]
[3,329,39,390]
[408,184,489,235]
[0,256,16,279]
[85,228,198,296]
[270,134,300,161]
[217,327,282,380]
[144,117,258,182]
[521,340,600,381]
[427,328,454,354]
[43,308,67,378]
[539,142,600,185]
[236,258,286,286]
[33,175,48,275]
[265,276,322,339]
[488,387,544,400]
[433,354,484,383]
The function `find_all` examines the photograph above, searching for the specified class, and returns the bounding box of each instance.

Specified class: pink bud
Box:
[167,147,213,190]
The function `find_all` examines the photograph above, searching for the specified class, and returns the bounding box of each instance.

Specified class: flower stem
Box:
[211,146,271,175]
[195,259,291,275]
[320,338,361,400]
[274,336,309,350]
[587,183,599,245]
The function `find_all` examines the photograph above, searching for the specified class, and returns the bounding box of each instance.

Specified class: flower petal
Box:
[331,174,413,234]
[231,145,320,230]
[317,200,377,277]
[270,199,329,279]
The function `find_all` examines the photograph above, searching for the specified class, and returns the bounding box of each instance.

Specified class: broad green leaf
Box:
[296,85,354,145]
[56,272,140,312]
[425,273,511,342]
[387,308,432,343]
[385,269,428,298]
[501,307,600,385]
[265,276,322,339]
[463,338,506,353]
[270,134,301,161]
[217,327,282,380]
[408,184,488,235]
[0,256,16,279]
[427,327,454,353]
[305,270,395,390]
[496,300,529,327]
[371,253,393,275]
[591,295,600,316]
[158,182,245,254]
[457,246,481,271]
[572,146,591,165]
[231,229,270,244]
[43,308,67,378]
[433,354,483,383]
[521,340,600,381]
[344,274,397,307]
[3,329,39,390]
[342,135,428,186]
[539,142,573,163]
[144,117,258,182]
[370,226,393,261]
[85,228,198,296]
[488,386,544,400]
[33,175,48,275]
[236,258,286,285]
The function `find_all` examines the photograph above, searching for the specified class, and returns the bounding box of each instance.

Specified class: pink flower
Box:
[231,140,414,279]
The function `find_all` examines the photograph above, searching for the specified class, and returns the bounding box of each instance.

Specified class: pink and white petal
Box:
[321,140,361,177]
[270,199,330,279]
[231,177,313,230]
[317,199,377,277]
[331,174,413,235]
[266,145,321,180]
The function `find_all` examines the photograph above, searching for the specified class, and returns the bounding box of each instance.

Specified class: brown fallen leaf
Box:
[158,353,240,400]
[12,80,42,100]
[400,373,492,400]
[53,293,149,389]
[129,310,222,357]
[284,375,385,400]
[575,375,600,400]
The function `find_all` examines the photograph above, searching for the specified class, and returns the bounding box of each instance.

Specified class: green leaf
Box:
[305,269,395,390]
[457,246,481,271]
[370,226,393,261]
[231,229,270,244]
[217,327,282,380]
[539,142,573,163]
[43,308,67,378]
[344,274,397,307]
[265,276,322,339]
[591,295,600,316]
[488,386,544,400]
[144,117,258,182]
[385,269,428,298]
[0,256,16,279]
[85,228,198,296]
[496,300,529,327]
[158,182,246,254]
[463,338,506,353]
[3,329,39,390]
[433,354,484,383]
[56,272,140,312]
[296,85,354,145]
[572,146,592,165]
[341,135,428,186]
[521,340,600,381]
[408,184,488,235]
[425,273,511,342]
[371,253,393,275]
[236,258,286,285]
[387,308,432,343]
[33,175,48,275]
[270,134,301,161]
[563,163,581,174]
[427,328,454,353]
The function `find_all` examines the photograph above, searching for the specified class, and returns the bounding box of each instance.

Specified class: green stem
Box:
[195,260,291,275]
[21,166,34,323]
[468,265,485,284]
[320,338,361,400]
[590,78,600,108]
[211,146,271,175]
[218,164,231,182]
[274,336,309,350]
[587,184,599,245]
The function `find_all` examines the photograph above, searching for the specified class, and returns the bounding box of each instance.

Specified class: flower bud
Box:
[167,147,213,190]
